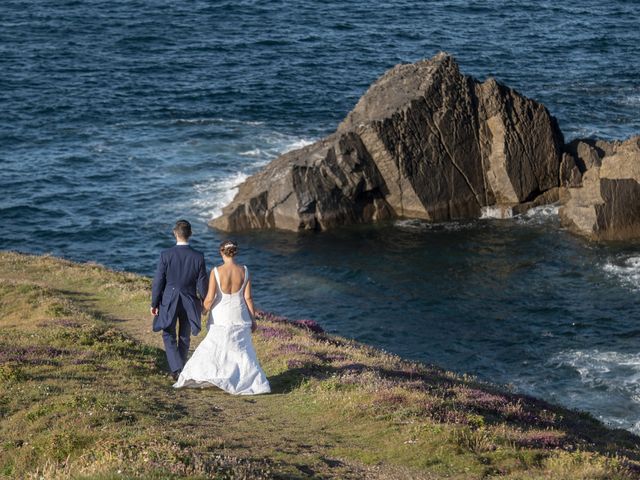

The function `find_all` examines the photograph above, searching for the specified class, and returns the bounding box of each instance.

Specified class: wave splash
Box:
[190,172,249,221]
[523,203,560,218]
[551,349,640,433]
[603,256,640,291]
[480,203,560,222]
[186,124,315,222]
[480,206,513,219]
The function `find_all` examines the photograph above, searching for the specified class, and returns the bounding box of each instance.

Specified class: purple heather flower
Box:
[257,326,293,340]
[515,431,564,448]
[0,345,69,365]
[291,319,324,334]
[255,310,289,323]
[457,387,509,410]
[277,343,305,354]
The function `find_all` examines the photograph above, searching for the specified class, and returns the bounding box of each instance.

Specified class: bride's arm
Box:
[244,278,257,332]
[203,270,217,312]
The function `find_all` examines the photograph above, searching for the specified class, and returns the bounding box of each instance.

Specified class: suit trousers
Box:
[162,298,192,373]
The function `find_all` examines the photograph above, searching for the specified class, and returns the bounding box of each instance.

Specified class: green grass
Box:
[0,251,639,479]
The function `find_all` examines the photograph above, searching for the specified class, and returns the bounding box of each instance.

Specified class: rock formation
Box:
[559,136,640,241]
[211,52,639,242]
[211,52,564,232]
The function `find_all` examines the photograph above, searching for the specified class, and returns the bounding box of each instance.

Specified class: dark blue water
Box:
[2,0,640,432]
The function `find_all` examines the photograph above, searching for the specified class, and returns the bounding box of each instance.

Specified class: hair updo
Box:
[219,240,238,257]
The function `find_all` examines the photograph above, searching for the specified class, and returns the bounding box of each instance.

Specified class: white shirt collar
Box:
[176,241,189,246]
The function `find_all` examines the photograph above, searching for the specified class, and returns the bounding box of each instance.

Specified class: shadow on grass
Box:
[267,360,640,464]
[56,288,129,324]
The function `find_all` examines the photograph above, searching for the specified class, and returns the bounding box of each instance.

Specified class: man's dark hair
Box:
[173,219,192,240]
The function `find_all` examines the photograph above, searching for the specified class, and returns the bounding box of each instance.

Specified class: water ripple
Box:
[1,0,640,434]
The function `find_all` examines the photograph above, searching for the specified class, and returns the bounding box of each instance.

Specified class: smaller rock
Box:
[559,136,640,241]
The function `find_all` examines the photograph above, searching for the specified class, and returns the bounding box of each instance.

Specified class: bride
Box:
[173,240,271,395]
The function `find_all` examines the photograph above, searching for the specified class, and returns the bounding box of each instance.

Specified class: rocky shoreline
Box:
[211,52,640,241]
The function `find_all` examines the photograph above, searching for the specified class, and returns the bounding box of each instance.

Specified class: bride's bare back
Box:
[203,241,256,330]
[215,263,246,294]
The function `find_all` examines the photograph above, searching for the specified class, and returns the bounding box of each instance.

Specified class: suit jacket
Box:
[151,245,208,335]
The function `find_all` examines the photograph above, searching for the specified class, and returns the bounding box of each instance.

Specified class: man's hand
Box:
[150,306,159,316]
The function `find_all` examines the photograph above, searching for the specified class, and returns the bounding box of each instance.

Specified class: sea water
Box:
[1,0,639,432]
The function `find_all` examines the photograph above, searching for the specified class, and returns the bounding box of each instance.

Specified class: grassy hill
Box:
[0,251,639,479]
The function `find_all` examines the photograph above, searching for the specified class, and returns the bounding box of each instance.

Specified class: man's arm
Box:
[197,254,208,300]
[151,252,167,314]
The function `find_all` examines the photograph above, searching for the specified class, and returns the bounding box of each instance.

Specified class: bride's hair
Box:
[219,240,238,257]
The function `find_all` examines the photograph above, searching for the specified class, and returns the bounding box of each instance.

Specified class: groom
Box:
[151,220,208,380]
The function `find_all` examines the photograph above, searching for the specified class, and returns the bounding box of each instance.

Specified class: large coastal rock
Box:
[211,52,564,232]
[559,136,640,241]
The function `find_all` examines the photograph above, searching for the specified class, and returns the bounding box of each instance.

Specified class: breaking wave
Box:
[602,256,640,291]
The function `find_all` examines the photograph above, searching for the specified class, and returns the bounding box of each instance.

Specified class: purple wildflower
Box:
[0,345,70,366]
[277,343,305,354]
[257,326,293,340]
[255,311,289,323]
[324,353,347,362]
[514,431,564,448]
[457,387,509,411]
[291,319,324,334]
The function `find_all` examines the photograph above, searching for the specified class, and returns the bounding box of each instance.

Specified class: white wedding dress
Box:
[173,266,271,395]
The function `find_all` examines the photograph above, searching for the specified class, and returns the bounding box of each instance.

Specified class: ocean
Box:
[1,0,639,433]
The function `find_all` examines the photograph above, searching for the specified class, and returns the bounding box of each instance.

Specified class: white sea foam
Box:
[282,138,314,153]
[602,256,640,291]
[480,203,559,222]
[394,219,429,231]
[552,349,640,433]
[239,148,264,157]
[395,202,559,230]
[393,218,474,232]
[525,203,560,218]
[553,349,640,396]
[157,116,316,222]
[190,172,249,221]
[480,206,513,219]
[187,129,315,222]
[513,203,560,225]
[622,94,640,106]
[239,135,313,162]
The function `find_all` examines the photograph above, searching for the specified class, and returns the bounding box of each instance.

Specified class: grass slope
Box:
[0,251,639,479]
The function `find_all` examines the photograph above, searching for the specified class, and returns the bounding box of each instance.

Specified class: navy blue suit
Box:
[151,244,208,373]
